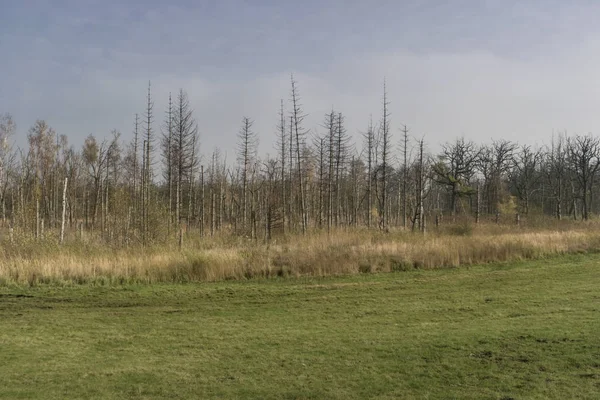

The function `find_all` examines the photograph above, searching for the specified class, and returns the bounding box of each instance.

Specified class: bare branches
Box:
[378,80,391,231]
[566,134,600,220]
[509,145,542,215]
[237,116,258,229]
[7,78,600,246]
[290,74,308,234]
[433,137,481,215]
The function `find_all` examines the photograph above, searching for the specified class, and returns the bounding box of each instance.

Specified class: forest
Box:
[1,76,597,249]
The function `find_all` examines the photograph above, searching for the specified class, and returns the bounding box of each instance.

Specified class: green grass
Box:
[1,254,599,399]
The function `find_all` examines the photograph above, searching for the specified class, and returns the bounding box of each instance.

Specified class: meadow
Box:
[1,253,599,399]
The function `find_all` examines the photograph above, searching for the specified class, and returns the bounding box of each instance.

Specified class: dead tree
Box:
[401,124,409,229]
[378,81,391,231]
[290,75,308,234]
[362,117,375,228]
[325,109,336,232]
[142,81,154,242]
[161,94,174,233]
[60,177,67,243]
[411,138,426,232]
[276,99,286,234]
[132,114,140,225]
[237,116,258,232]
[172,89,198,230]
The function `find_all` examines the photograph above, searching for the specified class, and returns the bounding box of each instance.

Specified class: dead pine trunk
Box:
[175,178,180,239]
[475,184,480,224]
[402,125,409,229]
[210,190,215,237]
[36,199,40,240]
[200,165,205,237]
[291,77,307,234]
[60,177,68,244]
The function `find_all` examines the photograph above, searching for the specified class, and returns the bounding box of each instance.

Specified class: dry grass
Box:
[2,219,600,285]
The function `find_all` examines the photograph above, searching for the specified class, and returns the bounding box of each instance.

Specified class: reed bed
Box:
[2,220,599,285]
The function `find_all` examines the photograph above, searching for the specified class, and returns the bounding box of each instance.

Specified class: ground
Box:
[0,253,599,399]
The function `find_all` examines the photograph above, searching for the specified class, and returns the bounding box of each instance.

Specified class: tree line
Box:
[2,76,599,245]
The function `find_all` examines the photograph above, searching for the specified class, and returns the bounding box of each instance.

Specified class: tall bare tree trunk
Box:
[278,100,286,234]
[176,168,180,231]
[318,137,325,228]
[379,81,390,231]
[335,113,344,227]
[166,95,173,234]
[328,110,335,233]
[418,139,425,232]
[144,81,154,243]
[132,114,139,230]
[365,118,374,228]
[237,117,257,233]
[60,177,68,244]
[402,125,409,229]
[476,183,480,224]
[36,198,40,239]
[291,76,307,234]
[200,165,205,236]
[141,139,147,241]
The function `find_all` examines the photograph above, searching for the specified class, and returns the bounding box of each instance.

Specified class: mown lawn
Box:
[0,253,599,399]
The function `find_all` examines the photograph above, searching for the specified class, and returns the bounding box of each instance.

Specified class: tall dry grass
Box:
[1,220,600,285]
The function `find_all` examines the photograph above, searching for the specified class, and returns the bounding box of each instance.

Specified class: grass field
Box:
[1,253,599,399]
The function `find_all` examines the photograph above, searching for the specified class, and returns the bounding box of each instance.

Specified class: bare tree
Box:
[545,134,567,219]
[509,145,541,215]
[172,89,198,227]
[378,81,391,231]
[433,138,481,216]
[82,134,106,229]
[103,130,121,236]
[132,114,140,220]
[275,99,286,234]
[237,116,258,232]
[362,117,376,228]
[335,112,350,226]
[325,109,336,232]
[411,138,427,232]
[0,114,16,224]
[161,94,175,232]
[567,134,600,220]
[401,124,409,229]
[142,81,154,241]
[478,140,516,214]
[290,75,308,234]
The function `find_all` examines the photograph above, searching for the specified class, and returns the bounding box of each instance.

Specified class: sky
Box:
[2,0,600,160]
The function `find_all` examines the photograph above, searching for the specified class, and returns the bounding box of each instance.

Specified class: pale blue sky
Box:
[2,0,600,157]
